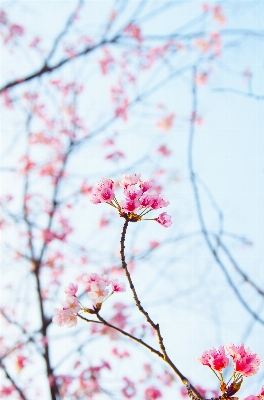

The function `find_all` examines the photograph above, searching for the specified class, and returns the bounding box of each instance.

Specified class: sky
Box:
[1,1,264,398]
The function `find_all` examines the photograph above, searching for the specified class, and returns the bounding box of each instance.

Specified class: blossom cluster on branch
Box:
[89,173,172,227]
[53,276,126,328]
[53,175,262,400]
[198,345,262,399]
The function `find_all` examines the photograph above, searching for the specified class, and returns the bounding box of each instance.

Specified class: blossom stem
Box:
[139,208,153,217]
[209,367,221,381]
[106,201,118,209]
[102,292,113,303]
[113,197,121,209]
[138,207,151,216]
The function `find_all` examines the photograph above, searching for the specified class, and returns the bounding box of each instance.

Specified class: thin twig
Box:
[188,67,264,325]
[119,218,204,399]
[0,360,28,400]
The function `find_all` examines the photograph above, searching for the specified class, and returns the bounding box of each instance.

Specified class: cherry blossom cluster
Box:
[83,272,126,303]
[89,173,172,227]
[53,275,126,328]
[197,344,262,398]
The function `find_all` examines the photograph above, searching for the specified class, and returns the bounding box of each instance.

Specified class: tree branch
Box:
[119,218,204,399]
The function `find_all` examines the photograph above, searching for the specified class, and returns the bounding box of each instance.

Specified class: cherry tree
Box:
[0,1,263,399]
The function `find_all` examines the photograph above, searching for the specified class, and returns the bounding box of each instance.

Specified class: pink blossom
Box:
[140,194,154,208]
[0,385,15,396]
[62,295,81,313]
[156,113,175,132]
[197,346,229,372]
[112,347,130,358]
[64,283,78,296]
[82,273,100,290]
[144,387,162,400]
[53,309,78,328]
[98,186,115,202]
[88,281,109,303]
[226,343,261,377]
[42,228,57,243]
[139,180,152,192]
[157,145,172,157]
[244,396,259,400]
[124,23,143,43]
[259,386,264,400]
[120,199,140,213]
[122,377,136,399]
[16,355,27,371]
[89,178,115,204]
[119,173,141,188]
[112,279,126,293]
[124,185,143,200]
[149,241,160,249]
[98,49,114,75]
[105,151,125,161]
[89,192,102,204]
[10,24,24,36]
[155,212,172,228]
[151,195,169,210]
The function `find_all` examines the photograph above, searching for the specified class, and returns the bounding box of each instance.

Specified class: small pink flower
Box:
[144,387,162,400]
[89,178,115,204]
[140,194,154,208]
[156,113,175,132]
[62,295,81,314]
[64,283,78,296]
[155,212,172,228]
[259,386,264,400]
[53,309,65,326]
[124,185,143,200]
[226,343,261,377]
[151,195,169,210]
[89,191,102,204]
[88,281,109,303]
[119,173,141,188]
[82,273,100,290]
[139,180,152,193]
[149,241,160,249]
[98,177,114,190]
[120,199,140,213]
[197,346,229,372]
[112,279,126,293]
[98,186,115,202]
[244,396,259,400]
[53,309,78,328]
[122,377,136,399]
[157,145,171,157]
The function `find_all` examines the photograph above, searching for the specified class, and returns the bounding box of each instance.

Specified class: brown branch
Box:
[78,313,163,358]
[119,218,204,399]
[0,37,119,94]
[120,219,166,347]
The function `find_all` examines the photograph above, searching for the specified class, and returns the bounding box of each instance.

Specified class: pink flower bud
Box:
[155,212,172,228]
[112,279,126,293]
